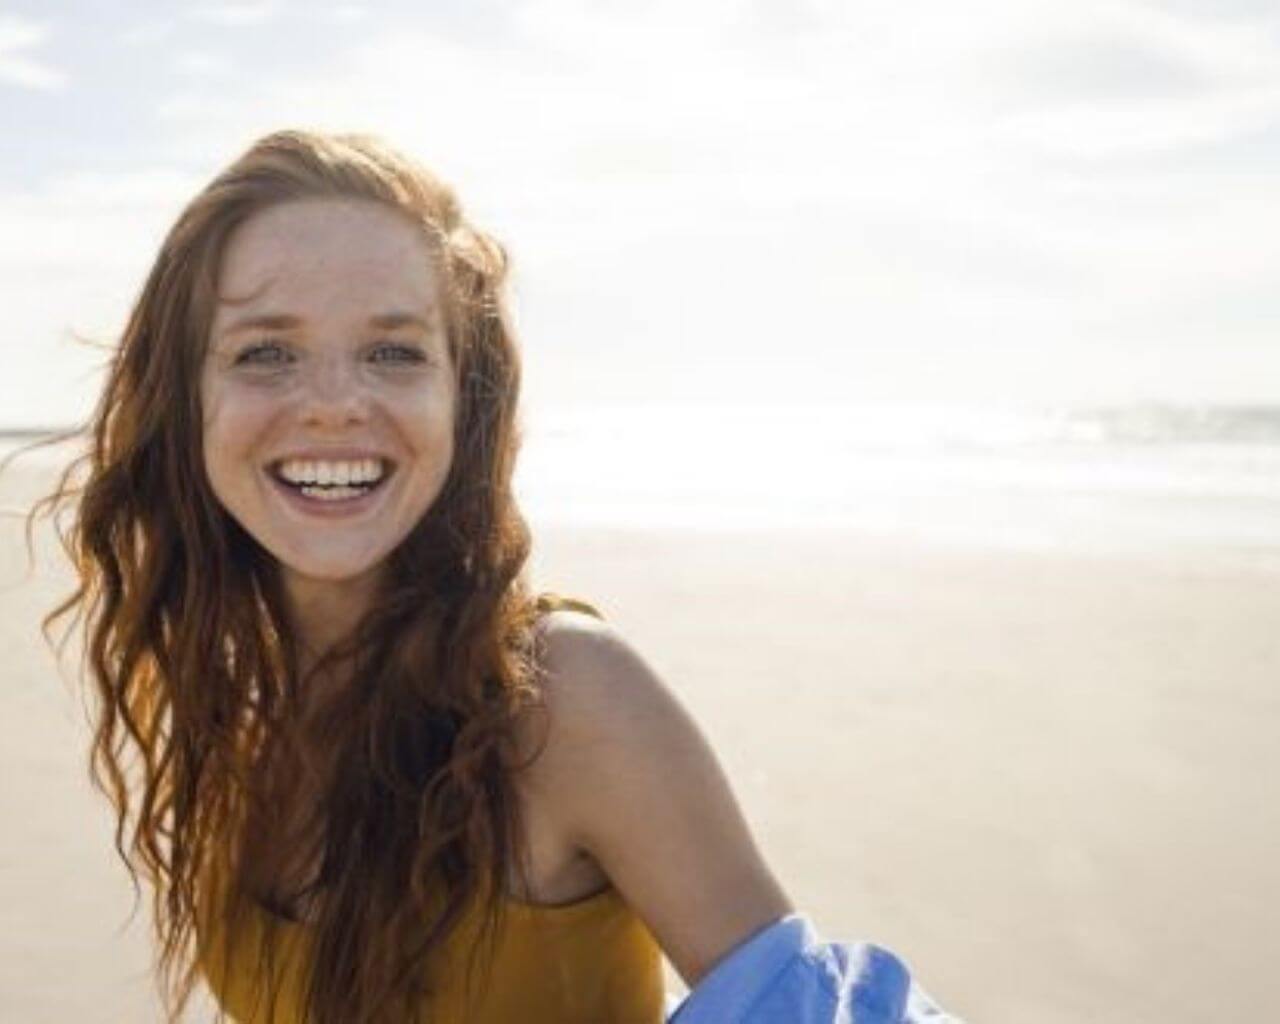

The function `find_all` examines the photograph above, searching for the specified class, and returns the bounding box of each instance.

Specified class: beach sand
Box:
[3,459,1277,1022]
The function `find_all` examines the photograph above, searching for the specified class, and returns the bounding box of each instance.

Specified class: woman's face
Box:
[200,197,457,592]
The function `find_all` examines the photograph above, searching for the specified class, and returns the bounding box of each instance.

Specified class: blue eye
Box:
[369,343,427,365]
[235,341,293,366]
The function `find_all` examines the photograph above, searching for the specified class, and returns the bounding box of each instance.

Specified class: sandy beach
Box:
[3,458,1277,1022]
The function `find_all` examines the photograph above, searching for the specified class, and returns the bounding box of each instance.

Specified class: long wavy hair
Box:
[13,129,554,1022]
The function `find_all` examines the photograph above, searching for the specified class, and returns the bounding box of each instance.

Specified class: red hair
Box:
[16,129,554,1022]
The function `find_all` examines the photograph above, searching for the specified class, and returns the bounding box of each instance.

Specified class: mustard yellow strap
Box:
[534,591,605,620]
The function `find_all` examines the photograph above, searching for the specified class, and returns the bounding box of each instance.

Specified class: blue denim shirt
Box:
[663,913,963,1023]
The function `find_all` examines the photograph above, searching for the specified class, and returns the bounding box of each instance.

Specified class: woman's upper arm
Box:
[534,610,797,990]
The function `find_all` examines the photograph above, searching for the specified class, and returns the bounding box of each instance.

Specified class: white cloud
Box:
[324,4,368,24]
[990,86,1280,160]
[141,4,1280,327]
[116,18,179,47]
[172,51,236,78]
[0,14,67,91]
[0,167,210,427]
[186,2,282,28]
[156,92,242,123]
[1110,2,1279,83]
[4,0,1279,418]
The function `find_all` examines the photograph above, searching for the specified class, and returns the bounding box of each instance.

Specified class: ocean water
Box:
[514,403,1280,555]
[6,403,1280,555]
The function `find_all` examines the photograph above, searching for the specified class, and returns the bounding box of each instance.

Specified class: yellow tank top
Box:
[195,592,667,1022]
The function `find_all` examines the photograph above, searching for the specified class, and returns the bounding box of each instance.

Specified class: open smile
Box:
[264,459,396,518]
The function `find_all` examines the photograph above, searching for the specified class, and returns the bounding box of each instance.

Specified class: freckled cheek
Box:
[390,390,457,447]
[201,389,281,469]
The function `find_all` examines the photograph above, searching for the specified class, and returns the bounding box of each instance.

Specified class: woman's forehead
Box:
[212,199,442,327]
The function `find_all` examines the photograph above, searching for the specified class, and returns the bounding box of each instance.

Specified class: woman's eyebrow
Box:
[220,310,436,335]
[368,311,435,332]
[221,312,301,335]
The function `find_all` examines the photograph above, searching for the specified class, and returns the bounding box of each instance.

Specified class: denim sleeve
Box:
[664,913,963,1024]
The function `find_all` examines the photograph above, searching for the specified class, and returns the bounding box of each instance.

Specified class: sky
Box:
[1,0,1278,431]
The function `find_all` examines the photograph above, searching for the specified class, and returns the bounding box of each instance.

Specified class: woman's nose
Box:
[298,355,370,424]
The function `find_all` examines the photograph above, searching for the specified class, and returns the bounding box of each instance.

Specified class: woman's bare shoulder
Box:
[521,606,796,988]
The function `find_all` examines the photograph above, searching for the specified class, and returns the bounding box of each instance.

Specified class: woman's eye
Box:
[369,343,427,365]
[229,340,426,368]
[235,341,293,366]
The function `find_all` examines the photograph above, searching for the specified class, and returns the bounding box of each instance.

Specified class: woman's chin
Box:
[276,555,389,588]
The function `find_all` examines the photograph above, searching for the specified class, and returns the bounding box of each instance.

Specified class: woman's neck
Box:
[280,565,386,721]
[282,564,384,665]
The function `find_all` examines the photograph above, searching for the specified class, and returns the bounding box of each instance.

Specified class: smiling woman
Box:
[17,128,956,1024]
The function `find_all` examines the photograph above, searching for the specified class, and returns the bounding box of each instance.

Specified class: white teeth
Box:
[276,457,387,486]
[299,485,366,501]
